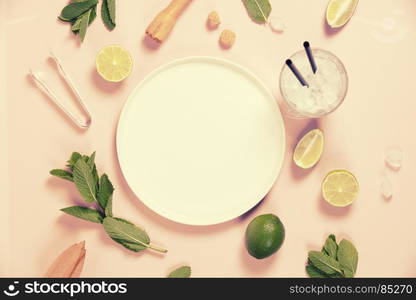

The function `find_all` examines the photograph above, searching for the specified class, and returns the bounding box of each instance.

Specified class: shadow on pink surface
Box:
[323,14,345,36]
[47,177,84,207]
[55,17,83,48]
[318,193,352,217]
[239,197,265,221]
[239,239,280,275]
[57,213,99,232]
[26,74,86,133]
[90,68,126,94]
[47,57,84,107]
[282,116,320,146]
[142,36,162,51]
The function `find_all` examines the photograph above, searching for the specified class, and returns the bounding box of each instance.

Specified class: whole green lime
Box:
[245,214,285,259]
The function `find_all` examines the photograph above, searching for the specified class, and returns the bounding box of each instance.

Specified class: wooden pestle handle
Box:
[146,0,193,43]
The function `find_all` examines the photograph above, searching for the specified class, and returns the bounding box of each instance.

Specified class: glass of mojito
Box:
[279,48,348,118]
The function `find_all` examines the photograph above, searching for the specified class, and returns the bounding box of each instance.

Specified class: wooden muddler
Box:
[145,0,193,43]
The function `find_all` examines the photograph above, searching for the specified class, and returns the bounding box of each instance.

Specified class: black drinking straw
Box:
[285,59,309,87]
[303,41,317,73]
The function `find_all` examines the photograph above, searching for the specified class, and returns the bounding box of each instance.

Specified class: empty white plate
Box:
[117,57,285,225]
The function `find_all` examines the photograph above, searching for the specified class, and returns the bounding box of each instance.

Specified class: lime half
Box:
[322,170,359,207]
[293,129,324,169]
[326,0,359,28]
[96,45,133,82]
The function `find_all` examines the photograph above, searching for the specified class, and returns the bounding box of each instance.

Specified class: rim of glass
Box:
[279,48,349,118]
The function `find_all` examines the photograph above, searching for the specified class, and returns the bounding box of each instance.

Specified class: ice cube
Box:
[385,147,403,170]
[269,17,285,33]
[380,176,393,199]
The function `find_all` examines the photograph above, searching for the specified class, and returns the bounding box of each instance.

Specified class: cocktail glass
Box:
[279,48,348,118]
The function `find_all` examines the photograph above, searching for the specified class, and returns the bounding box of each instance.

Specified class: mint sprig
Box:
[59,0,116,43]
[50,152,167,254]
[306,234,358,278]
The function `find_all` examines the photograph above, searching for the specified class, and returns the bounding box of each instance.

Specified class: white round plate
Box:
[117,57,286,225]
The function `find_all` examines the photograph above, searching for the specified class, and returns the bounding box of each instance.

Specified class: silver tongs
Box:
[29,52,92,129]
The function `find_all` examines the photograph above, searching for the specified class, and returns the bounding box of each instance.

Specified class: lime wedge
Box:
[326,0,359,28]
[293,129,324,169]
[322,170,359,207]
[96,45,133,82]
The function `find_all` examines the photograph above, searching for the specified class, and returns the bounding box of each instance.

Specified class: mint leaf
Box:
[71,17,83,32]
[50,169,73,182]
[73,159,98,203]
[87,152,99,184]
[61,206,103,223]
[71,0,97,31]
[65,0,88,26]
[60,0,98,21]
[342,269,354,278]
[167,266,191,278]
[308,251,342,275]
[66,152,82,170]
[102,217,150,252]
[323,234,338,259]
[306,265,330,278]
[72,9,93,36]
[87,151,96,169]
[337,239,358,278]
[105,196,113,217]
[59,15,73,23]
[242,0,272,24]
[78,9,91,42]
[101,0,115,31]
[107,0,116,25]
[89,5,97,25]
[97,174,114,211]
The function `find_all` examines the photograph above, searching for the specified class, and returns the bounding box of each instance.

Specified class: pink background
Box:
[1,0,416,277]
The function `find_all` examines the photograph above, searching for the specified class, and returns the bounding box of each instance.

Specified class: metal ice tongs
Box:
[29,52,92,129]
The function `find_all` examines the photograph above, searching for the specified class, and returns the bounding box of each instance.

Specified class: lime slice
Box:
[293,129,324,169]
[96,45,133,82]
[326,0,359,28]
[322,170,359,207]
